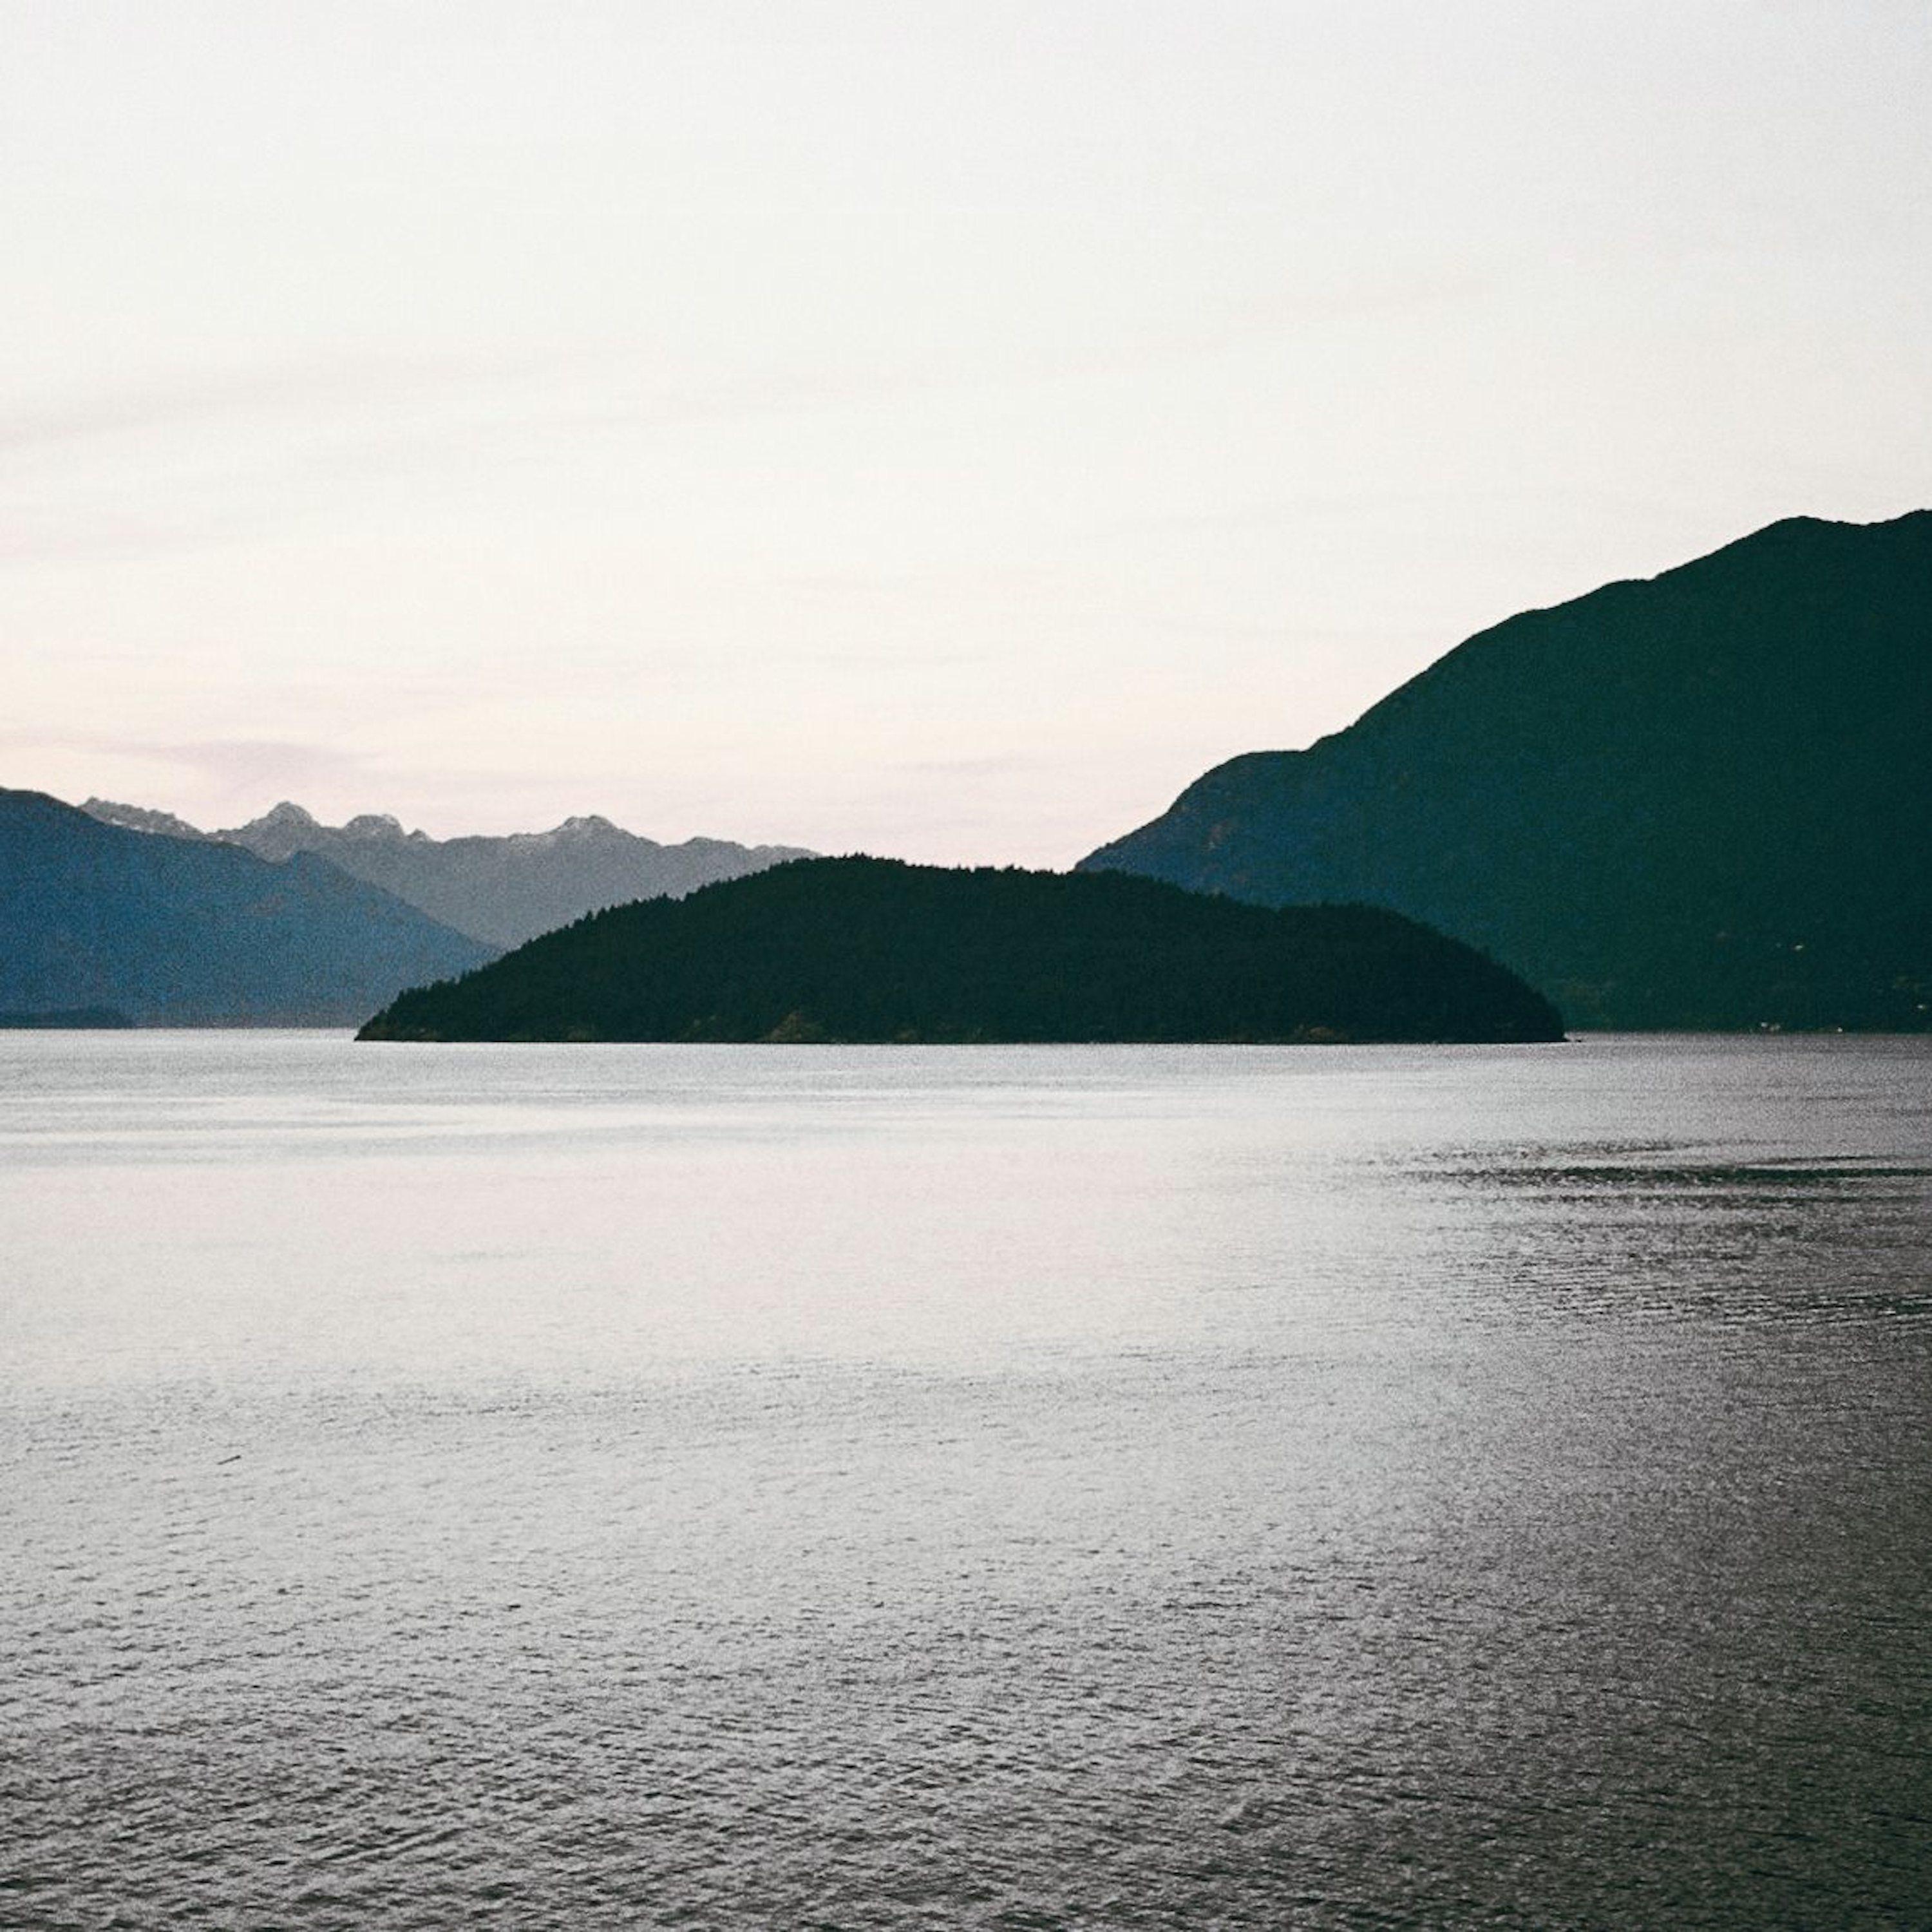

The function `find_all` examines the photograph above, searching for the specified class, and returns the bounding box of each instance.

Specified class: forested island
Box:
[358,857,1563,1044]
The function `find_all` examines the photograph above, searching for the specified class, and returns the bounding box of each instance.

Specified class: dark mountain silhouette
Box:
[1,790,494,1025]
[83,798,812,949]
[1081,511,1932,1030]
[359,855,1562,1044]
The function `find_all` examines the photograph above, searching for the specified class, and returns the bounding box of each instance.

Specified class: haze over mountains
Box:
[1,790,491,1026]
[1083,512,1932,1032]
[82,800,811,950]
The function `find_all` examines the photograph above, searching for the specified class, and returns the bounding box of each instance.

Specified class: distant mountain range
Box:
[359,855,1562,1044]
[1083,512,1932,1031]
[1,790,492,1026]
[25,510,1929,1035]
[82,799,812,949]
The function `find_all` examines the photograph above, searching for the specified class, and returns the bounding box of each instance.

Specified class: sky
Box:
[4,1,1929,864]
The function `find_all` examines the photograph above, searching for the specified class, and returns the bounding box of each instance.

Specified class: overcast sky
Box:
[5,1,1929,862]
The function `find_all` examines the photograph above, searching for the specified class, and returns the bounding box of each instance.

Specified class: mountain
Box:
[1081,512,1932,1031]
[79,800,206,841]
[1,790,494,1025]
[359,855,1563,1044]
[83,799,813,949]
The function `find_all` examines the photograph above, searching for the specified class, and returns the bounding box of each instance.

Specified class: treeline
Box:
[360,857,1563,1044]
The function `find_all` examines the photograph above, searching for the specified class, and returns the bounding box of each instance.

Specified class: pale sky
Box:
[5,1,1929,863]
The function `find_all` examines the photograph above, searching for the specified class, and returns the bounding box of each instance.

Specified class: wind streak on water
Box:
[2,1034,1928,1927]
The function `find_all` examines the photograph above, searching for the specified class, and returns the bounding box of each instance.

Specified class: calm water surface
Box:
[3,1034,1928,1927]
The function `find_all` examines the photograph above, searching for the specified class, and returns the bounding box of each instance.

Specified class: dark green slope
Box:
[359,855,1561,1043]
[0,789,495,1025]
[1081,511,1932,1030]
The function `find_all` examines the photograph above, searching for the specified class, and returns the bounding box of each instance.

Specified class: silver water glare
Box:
[4,1034,1928,1924]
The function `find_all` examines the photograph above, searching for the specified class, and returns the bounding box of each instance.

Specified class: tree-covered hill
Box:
[1082,511,1932,1032]
[359,856,1562,1044]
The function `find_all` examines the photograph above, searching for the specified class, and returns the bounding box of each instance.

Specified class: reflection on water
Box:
[3,1033,1928,1927]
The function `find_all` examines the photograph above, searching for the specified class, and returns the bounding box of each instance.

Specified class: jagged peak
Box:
[500,814,636,847]
[81,798,209,840]
[226,800,328,838]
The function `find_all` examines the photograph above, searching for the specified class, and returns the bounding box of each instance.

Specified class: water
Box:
[3,1032,1928,1928]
